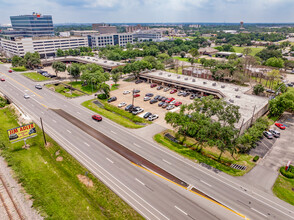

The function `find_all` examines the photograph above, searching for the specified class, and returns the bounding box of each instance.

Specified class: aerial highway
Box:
[1,65,294,220]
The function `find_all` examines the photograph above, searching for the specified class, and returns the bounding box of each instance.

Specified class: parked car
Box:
[161,97,168,102]
[158,101,165,107]
[0,78,5,81]
[150,99,158,104]
[125,104,134,111]
[150,84,157,88]
[144,96,151,101]
[175,101,182,107]
[162,102,169,108]
[132,108,144,115]
[170,89,177,94]
[118,102,127,108]
[190,94,197,99]
[266,89,275,94]
[269,129,280,138]
[123,90,130,95]
[145,93,154,97]
[154,95,160,100]
[133,89,140,93]
[275,122,286,129]
[165,97,175,103]
[92,114,102,121]
[170,100,176,105]
[35,84,42,89]
[143,112,152,119]
[133,94,140,98]
[287,83,293,87]
[157,85,163,90]
[164,87,170,92]
[135,79,143,84]
[183,92,190,97]
[177,91,184,96]
[263,131,273,139]
[166,105,175,110]
[148,114,159,121]
[8,69,13,73]
[107,97,117,103]
[24,94,30,99]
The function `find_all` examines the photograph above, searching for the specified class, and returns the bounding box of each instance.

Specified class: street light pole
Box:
[132,88,135,106]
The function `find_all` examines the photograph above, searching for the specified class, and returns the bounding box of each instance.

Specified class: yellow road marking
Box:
[1,72,43,98]
[131,162,248,219]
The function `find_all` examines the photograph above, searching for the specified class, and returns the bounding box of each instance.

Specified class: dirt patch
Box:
[55,150,60,156]
[56,156,63,162]
[77,174,93,187]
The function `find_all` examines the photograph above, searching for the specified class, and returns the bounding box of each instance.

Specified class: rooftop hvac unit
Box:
[111,62,114,64]
[212,83,216,86]
[229,99,234,103]
[235,88,239,91]
[159,72,163,75]
[177,76,181,79]
[221,85,225,88]
[185,77,188,80]
[236,95,241,98]
[192,79,195,82]
[203,82,207,84]
[168,74,171,77]
[104,61,107,63]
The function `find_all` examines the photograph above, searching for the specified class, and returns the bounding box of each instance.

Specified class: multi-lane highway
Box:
[1,65,294,220]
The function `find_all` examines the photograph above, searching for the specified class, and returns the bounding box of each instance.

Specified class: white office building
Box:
[133,30,162,41]
[90,33,133,48]
[0,36,88,57]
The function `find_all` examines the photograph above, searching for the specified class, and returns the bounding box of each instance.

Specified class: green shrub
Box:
[97,94,107,99]
[280,166,294,179]
[0,97,8,108]
[11,66,27,72]
[253,156,259,162]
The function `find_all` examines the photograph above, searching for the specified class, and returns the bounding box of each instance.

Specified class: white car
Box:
[164,87,170,92]
[144,96,151,101]
[118,102,127,108]
[24,94,30,99]
[123,90,130,95]
[132,108,144,115]
[170,100,176,105]
[166,104,175,110]
[148,114,159,121]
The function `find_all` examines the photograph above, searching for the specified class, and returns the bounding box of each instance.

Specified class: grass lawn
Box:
[22,72,49,82]
[173,56,190,62]
[251,76,280,89]
[64,81,98,94]
[11,66,27,72]
[166,66,190,75]
[273,175,294,206]
[0,106,142,219]
[82,99,151,129]
[154,131,255,176]
[232,46,265,56]
[111,84,120,91]
[46,83,85,98]
[0,61,3,64]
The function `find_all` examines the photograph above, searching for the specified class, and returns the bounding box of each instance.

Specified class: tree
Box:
[284,60,294,71]
[189,48,199,58]
[99,83,110,98]
[253,84,264,95]
[52,61,66,77]
[11,56,25,67]
[56,49,64,57]
[180,51,186,58]
[24,52,41,69]
[243,48,252,56]
[112,73,120,85]
[269,89,294,117]
[280,41,291,49]
[67,63,81,81]
[265,57,284,68]
[267,69,281,89]
[256,48,282,61]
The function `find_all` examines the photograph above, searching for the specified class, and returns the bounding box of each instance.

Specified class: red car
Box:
[150,84,157,88]
[133,94,140,98]
[92,115,102,121]
[170,89,177,94]
[175,102,182,107]
[275,123,286,130]
[0,78,5,81]
[165,97,175,103]
[8,69,13,73]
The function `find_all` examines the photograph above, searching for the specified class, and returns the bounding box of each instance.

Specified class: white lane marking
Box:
[200,180,212,187]
[41,111,44,114]
[174,206,188,216]
[25,89,28,91]
[110,130,116,134]
[52,119,57,123]
[135,178,146,186]
[187,185,193,190]
[77,112,81,114]
[134,143,142,148]
[84,142,90,147]
[251,208,268,218]
[162,159,171,165]
[66,129,71,133]
[106,158,114,164]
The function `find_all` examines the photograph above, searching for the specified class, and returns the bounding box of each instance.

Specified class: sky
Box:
[0,0,294,24]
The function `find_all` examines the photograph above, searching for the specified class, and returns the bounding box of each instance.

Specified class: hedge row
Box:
[280,165,294,179]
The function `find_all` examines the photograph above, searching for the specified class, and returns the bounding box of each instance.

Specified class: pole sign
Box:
[285,161,291,171]
[7,123,37,143]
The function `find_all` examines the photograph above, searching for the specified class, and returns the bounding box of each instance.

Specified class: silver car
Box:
[24,94,30,99]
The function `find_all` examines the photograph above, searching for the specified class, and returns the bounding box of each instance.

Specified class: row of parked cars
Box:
[263,122,286,139]
[37,70,56,78]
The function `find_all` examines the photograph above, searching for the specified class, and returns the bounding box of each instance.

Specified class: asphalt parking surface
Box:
[250,136,277,158]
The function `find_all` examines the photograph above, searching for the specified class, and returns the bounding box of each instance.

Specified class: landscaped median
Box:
[22,72,49,82]
[82,99,151,129]
[11,66,27,72]
[154,131,255,176]
[0,106,142,219]
[46,82,85,98]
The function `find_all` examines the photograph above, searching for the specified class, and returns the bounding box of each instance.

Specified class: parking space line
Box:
[106,158,114,164]
[135,178,146,186]
[174,206,188,216]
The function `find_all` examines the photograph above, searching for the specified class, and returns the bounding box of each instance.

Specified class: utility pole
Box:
[132,88,135,106]
[250,105,256,126]
[40,117,47,146]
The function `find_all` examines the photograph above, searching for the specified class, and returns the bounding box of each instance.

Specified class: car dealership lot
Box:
[109,81,194,127]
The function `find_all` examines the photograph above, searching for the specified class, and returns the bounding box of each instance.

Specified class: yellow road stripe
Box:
[131,162,249,219]
[1,72,43,98]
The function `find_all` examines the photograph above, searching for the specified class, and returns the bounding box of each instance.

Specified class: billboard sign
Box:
[7,123,37,143]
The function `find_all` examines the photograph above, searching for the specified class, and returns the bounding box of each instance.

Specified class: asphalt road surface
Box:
[1,66,294,220]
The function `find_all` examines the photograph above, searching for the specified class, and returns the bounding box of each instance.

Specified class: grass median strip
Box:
[273,175,294,206]
[82,99,151,129]
[46,83,84,98]
[154,132,255,176]
[0,106,142,219]
[11,66,27,72]
[22,72,49,82]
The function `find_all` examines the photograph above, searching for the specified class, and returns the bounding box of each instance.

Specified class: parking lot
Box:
[108,80,195,128]
[250,136,276,158]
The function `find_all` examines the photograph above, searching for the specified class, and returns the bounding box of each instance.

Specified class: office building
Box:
[92,23,117,34]
[90,33,133,48]
[125,24,149,33]
[133,30,162,41]
[10,13,54,37]
[70,30,99,36]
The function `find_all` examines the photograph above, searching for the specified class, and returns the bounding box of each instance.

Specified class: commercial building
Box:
[90,33,133,48]
[9,13,54,37]
[125,24,149,33]
[0,36,88,58]
[92,23,117,34]
[133,30,162,41]
[182,67,213,80]
[70,30,99,36]
[198,47,219,56]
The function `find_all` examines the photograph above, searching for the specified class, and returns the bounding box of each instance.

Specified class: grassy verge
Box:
[232,46,265,56]
[22,72,49,82]
[64,81,98,94]
[173,56,190,62]
[154,132,255,176]
[0,106,142,219]
[45,83,85,98]
[11,66,27,71]
[111,84,119,91]
[82,99,151,129]
[273,175,294,206]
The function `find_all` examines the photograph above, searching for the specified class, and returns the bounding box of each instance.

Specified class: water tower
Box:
[240,21,245,29]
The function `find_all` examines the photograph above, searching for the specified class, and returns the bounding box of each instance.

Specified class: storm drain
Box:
[230,164,247,170]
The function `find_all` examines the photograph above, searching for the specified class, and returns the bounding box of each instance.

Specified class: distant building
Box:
[125,24,149,33]
[92,23,117,34]
[201,34,217,38]
[189,24,201,28]
[70,30,99,36]
[9,13,54,37]
[182,67,213,80]
[90,33,133,48]
[223,30,238,34]
[59,32,70,37]
[216,52,243,57]
[133,30,162,41]
[198,47,219,56]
